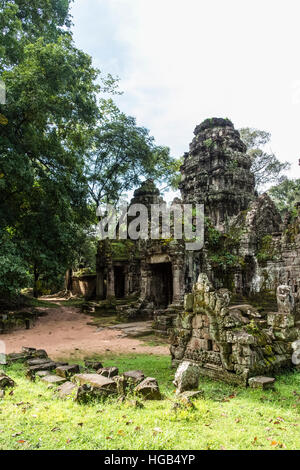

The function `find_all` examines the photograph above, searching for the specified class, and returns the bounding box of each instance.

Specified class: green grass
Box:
[138,334,169,348]
[0,354,299,450]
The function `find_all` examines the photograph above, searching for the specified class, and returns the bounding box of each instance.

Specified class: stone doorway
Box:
[150,262,173,308]
[114,266,125,298]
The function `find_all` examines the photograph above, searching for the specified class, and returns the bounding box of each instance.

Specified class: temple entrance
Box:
[114,266,125,298]
[150,262,173,308]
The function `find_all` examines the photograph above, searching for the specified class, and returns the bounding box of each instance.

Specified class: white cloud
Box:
[72,0,300,180]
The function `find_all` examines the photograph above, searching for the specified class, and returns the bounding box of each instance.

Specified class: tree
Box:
[0,1,113,297]
[85,110,179,206]
[0,1,180,299]
[239,128,290,192]
[269,179,300,216]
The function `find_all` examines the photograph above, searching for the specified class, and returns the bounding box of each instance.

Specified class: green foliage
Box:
[205,218,243,269]
[268,178,300,216]
[111,240,136,260]
[256,235,278,264]
[0,1,180,299]
[0,231,29,299]
[203,138,213,148]
[239,128,290,192]
[0,0,105,297]
[85,112,179,205]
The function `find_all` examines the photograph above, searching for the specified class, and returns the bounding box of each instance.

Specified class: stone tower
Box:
[179,118,255,231]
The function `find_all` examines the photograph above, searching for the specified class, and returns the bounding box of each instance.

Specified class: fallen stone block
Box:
[84,360,103,371]
[135,377,161,400]
[173,361,200,394]
[0,373,15,390]
[248,376,275,389]
[7,349,48,364]
[112,375,127,395]
[74,384,92,403]
[26,362,57,380]
[41,375,67,385]
[56,364,80,379]
[97,367,119,378]
[35,371,49,378]
[27,358,52,366]
[123,370,145,384]
[57,381,77,399]
[73,374,117,395]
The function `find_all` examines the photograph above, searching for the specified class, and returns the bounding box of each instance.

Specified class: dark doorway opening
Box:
[150,262,173,308]
[114,266,125,298]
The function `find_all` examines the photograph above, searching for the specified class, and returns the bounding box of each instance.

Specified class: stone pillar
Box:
[106,264,115,299]
[140,262,150,301]
[172,263,184,305]
[96,271,105,299]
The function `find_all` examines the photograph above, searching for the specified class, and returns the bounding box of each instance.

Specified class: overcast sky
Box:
[71,0,300,186]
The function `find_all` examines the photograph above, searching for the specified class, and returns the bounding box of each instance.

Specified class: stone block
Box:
[123,370,145,384]
[84,360,103,371]
[173,361,200,394]
[56,364,80,379]
[26,361,57,380]
[184,293,194,312]
[248,376,275,389]
[42,375,66,385]
[57,381,77,398]
[0,373,15,390]
[267,312,295,328]
[97,367,119,378]
[35,371,49,378]
[135,377,161,400]
[192,314,203,329]
[73,374,117,394]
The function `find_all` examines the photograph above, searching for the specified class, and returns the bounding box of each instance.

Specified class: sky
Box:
[70,0,300,194]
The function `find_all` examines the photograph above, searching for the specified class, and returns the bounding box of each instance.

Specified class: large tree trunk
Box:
[64,268,73,293]
[33,265,39,298]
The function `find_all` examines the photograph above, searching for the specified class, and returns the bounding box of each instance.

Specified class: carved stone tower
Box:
[179,118,255,231]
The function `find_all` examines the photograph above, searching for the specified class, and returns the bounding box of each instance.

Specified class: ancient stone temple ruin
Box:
[94,117,300,385]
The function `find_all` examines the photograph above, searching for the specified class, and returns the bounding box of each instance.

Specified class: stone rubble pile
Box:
[171,275,299,386]
[0,347,162,402]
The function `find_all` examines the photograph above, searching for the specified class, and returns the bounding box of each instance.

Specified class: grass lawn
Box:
[0,354,299,450]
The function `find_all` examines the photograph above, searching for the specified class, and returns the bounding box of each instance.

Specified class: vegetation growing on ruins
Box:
[256,235,279,264]
[205,218,243,270]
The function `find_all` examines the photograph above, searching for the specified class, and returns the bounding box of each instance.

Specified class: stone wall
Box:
[170,274,299,385]
[71,275,97,299]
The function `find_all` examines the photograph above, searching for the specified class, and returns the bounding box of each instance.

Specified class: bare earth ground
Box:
[4,298,169,360]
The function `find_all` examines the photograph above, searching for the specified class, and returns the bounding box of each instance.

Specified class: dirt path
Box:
[3,299,169,360]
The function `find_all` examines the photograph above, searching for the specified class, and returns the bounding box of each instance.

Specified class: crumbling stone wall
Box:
[170,274,299,385]
[94,118,299,336]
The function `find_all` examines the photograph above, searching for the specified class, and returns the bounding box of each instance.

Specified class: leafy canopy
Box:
[268,178,300,216]
[239,128,290,192]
